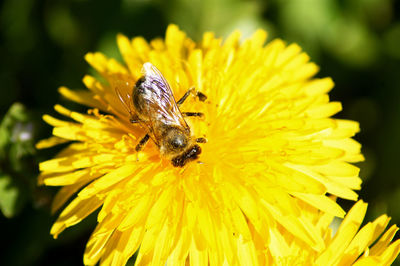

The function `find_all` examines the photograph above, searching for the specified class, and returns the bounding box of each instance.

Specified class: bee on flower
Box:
[116,62,207,167]
[37,25,400,265]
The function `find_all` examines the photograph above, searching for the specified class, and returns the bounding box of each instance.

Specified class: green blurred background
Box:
[0,0,399,265]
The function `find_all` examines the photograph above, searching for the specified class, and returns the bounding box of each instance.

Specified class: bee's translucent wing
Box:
[140,63,189,130]
[141,63,178,111]
[115,87,136,122]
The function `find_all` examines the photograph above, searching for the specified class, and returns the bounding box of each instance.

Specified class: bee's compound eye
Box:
[170,134,187,149]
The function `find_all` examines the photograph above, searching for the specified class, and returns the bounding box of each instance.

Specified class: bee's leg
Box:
[196,137,207,143]
[135,134,150,152]
[177,87,207,106]
[196,91,207,102]
[182,112,204,118]
[176,88,194,106]
[130,114,140,124]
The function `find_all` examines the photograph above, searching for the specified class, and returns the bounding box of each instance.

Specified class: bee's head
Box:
[162,127,190,153]
[160,127,202,167]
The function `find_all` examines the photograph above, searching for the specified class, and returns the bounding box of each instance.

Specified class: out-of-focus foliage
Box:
[0,0,399,265]
[0,103,35,218]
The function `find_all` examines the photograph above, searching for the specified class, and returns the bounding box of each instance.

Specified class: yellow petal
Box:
[315,201,367,265]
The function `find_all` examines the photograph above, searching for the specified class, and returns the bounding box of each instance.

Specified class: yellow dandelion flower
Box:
[38,25,365,265]
[268,200,400,265]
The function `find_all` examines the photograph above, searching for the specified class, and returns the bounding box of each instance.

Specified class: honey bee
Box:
[116,62,207,167]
